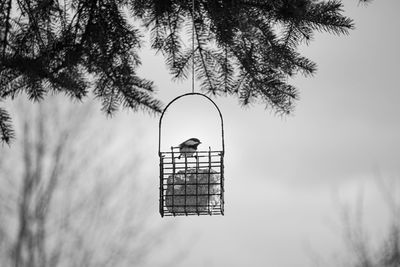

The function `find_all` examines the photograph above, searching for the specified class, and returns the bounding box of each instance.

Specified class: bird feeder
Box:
[158,93,225,217]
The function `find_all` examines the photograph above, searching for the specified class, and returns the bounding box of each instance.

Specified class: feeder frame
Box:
[158,93,225,217]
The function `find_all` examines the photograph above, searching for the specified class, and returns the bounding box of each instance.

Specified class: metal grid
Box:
[159,147,224,217]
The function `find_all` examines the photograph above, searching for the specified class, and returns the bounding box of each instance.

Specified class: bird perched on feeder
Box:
[178,138,201,159]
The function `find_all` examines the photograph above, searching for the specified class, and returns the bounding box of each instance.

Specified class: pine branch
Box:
[164,6,183,63]
[232,73,248,94]
[94,73,120,115]
[358,0,373,5]
[193,19,216,93]
[282,21,296,47]
[150,18,167,51]
[306,0,354,35]
[94,64,162,115]
[0,0,366,144]
[170,47,196,80]
[237,0,274,12]
[48,68,88,99]
[219,47,234,93]
[1,0,12,58]
[230,41,298,113]
[238,79,254,106]
[196,47,215,93]
[0,106,14,144]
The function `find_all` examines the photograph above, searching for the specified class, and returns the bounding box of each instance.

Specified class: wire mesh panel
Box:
[159,147,224,217]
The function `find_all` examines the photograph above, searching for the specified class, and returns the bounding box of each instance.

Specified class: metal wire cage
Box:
[158,93,225,217]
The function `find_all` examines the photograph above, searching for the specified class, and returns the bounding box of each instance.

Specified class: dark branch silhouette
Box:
[0,0,370,143]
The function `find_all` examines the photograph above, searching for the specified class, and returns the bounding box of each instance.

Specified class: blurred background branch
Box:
[310,176,400,267]
[0,95,185,267]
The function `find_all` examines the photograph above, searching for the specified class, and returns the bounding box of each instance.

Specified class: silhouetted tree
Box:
[341,177,400,267]
[0,96,180,267]
[312,177,400,267]
[1,0,368,143]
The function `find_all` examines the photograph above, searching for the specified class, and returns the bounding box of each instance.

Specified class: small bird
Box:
[178,138,201,159]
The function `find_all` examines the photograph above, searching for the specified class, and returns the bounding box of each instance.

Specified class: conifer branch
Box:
[1,0,12,59]
[192,19,216,93]
[0,107,14,144]
[0,0,367,144]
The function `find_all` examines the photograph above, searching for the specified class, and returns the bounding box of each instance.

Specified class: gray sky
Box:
[125,1,400,266]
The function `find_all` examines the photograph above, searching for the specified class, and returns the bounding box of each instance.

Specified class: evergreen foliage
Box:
[1,0,366,144]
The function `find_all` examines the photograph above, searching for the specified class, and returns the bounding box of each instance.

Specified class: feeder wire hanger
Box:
[191,0,195,94]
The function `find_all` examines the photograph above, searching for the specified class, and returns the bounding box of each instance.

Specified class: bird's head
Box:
[179,138,201,148]
[192,139,201,149]
[189,138,201,145]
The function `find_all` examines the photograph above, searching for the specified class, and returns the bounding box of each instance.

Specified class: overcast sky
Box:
[124,1,400,266]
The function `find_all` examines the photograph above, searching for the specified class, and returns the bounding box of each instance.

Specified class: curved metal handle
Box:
[158,92,225,155]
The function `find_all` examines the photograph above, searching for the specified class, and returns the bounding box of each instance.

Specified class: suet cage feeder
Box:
[158,93,225,217]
